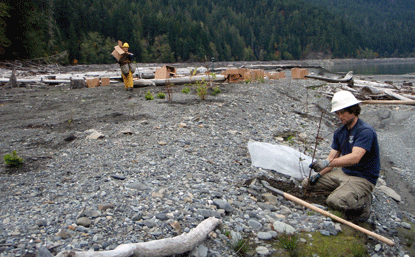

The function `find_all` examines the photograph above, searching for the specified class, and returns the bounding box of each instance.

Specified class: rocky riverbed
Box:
[0,63,415,257]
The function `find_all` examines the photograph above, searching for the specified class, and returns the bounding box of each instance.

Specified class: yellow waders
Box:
[122,71,133,90]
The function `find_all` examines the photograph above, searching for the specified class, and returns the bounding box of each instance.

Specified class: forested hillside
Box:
[0,0,414,64]
[306,0,415,58]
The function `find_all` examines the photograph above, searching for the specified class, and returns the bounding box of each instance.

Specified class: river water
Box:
[323,58,415,75]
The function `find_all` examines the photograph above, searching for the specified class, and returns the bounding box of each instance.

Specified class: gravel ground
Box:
[0,64,414,257]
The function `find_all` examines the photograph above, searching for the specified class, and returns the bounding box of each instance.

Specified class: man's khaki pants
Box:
[312,168,374,211]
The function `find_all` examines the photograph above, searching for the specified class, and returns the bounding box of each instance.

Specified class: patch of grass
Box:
[233,239,248,256]
[278,233,299,257]
[302,230,368,257]
[285,135,295,144]
[271,227,369,257]
[329,210,346,220]
[350,242,368,257]
[4,151,24,168]
[222,230,231,238]
[396,219,415,256]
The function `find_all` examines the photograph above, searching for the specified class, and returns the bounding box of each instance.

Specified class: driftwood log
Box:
[354,79,395,89]
[305,71,354,84]
[54,217,222,257]
[354,81,413,101]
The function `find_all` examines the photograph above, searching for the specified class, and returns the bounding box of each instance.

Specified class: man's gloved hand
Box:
[309,159,330,172]
[309,173,322,185]
[301,173,322,187]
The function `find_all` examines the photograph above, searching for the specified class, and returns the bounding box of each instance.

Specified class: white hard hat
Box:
[331,91,361,113]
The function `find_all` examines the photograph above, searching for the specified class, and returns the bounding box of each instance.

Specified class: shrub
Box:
[157,92,165,99]
[196,79,208,100]
[145,90,154,100]
[211,86,221,96]
[182,87,191,94]
[4,151,24,168]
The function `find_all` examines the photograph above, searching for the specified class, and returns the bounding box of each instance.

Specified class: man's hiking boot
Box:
[345,198,372,223]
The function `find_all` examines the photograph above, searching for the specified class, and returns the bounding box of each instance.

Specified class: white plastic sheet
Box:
[248,141,313,180]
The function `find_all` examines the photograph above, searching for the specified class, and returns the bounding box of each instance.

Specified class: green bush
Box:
[196,79,208,100]
[212,86,221,96]
[4,151,23,168]
[182,87,191,94]
[145,90,154,100]
[157,92,166,99]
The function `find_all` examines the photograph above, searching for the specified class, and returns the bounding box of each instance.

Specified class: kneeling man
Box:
[305,91,380,222]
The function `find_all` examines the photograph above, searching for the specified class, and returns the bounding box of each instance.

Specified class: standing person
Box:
[304,90,380,222]
[119,42,134,91]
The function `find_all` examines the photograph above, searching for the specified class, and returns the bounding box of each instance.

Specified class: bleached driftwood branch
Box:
[55,217,222,257]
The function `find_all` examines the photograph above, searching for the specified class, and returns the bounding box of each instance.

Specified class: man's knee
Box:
[326,192,357,211]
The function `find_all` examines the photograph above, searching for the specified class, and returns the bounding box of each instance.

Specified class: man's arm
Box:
[329,146,366,167]
[319,149,339,175]
[319,146,366,175]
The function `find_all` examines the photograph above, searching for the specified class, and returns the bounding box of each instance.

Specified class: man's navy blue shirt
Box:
[331,119,380,185]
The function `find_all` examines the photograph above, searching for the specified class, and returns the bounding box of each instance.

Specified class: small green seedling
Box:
[182,87,191,94]
[196,79,208,100]
[157,92,166,99]
[4,151,24,168]
[212,86,221,96]
[145,90,154,100]
[233,239,248,255]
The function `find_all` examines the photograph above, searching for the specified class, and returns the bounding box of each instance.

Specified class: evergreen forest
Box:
[1,0,414,64]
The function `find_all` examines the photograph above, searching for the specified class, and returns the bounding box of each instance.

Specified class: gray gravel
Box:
[0,66,414,257]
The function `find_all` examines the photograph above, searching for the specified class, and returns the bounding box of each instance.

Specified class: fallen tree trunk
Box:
[353,80,412,101]
[401,94,415,100]
[305,71,354,84]
[358,86,412,101]
[133,79,156,87]
[54,217,222,257]
[249,64,323,70]
[354,79,395,89]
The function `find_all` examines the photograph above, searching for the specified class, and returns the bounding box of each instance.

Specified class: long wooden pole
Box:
[261,180,395,246]
[362,100,415,106]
